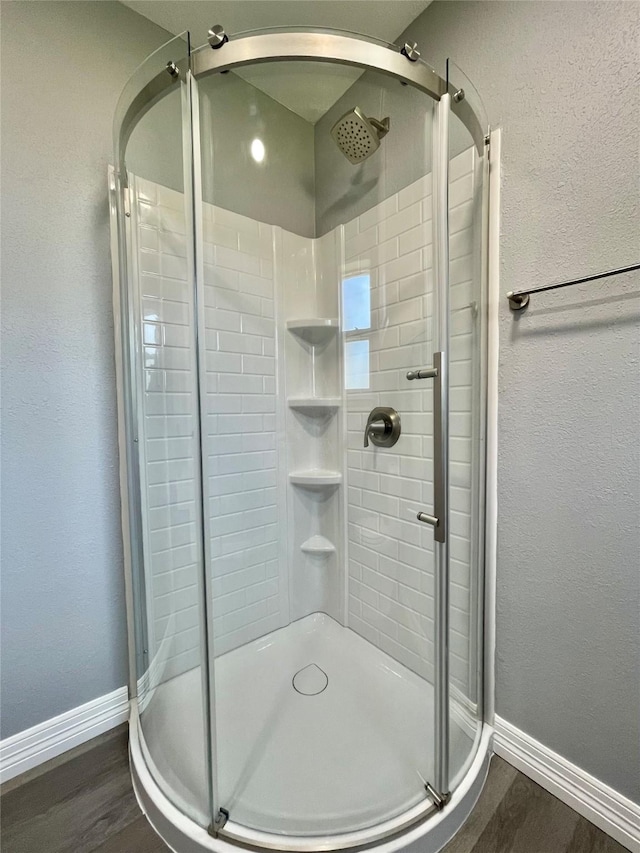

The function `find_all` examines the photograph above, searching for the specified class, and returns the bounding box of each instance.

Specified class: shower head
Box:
[330,107,390,164]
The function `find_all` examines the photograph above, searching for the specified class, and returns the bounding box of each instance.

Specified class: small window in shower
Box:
[342,273,371,389]
[344,339,370,390]
[342,273,371,332]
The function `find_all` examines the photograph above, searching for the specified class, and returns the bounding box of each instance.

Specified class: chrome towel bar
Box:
[507,261,640,311]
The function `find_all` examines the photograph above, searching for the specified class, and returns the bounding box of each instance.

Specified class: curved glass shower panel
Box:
[114,33,214,826]
[194,55,440,837]
[112,28,492,853]
[446,60,489,791]
[114,33,190,175]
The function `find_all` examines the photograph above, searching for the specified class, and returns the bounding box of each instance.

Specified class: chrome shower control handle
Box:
[364,407,401,448]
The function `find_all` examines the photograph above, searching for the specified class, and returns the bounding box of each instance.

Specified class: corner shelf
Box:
[300,535,336,555]
[289,470,342,487]
[286,318,338,346]
[288,396,341,413]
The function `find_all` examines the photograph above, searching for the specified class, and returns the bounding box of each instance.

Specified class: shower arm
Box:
[369,116,390,137]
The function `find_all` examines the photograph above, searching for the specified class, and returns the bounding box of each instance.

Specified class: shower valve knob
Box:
[364,407,401,448]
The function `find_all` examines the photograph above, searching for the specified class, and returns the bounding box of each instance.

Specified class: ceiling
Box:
[121,1,432,122]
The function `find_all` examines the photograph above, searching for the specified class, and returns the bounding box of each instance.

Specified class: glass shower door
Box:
[191,49,444,840]
[340,167,442,817]
[112,32,216,828]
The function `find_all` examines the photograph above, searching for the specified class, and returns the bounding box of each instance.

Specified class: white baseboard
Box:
[494,715,640,853]
[0,686,130,784]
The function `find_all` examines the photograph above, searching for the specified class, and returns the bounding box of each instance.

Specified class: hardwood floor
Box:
[439,756,628,853]
[0,726,163,853]
[0,726,628,853]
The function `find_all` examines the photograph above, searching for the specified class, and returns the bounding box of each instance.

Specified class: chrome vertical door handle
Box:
[408,351,446,543]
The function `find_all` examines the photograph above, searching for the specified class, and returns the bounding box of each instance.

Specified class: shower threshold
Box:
[140,613,475,837]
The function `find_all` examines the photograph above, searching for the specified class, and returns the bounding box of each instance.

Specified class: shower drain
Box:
[292,663,328,695]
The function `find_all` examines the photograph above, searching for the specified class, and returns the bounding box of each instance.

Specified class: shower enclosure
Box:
[110,25,494,853]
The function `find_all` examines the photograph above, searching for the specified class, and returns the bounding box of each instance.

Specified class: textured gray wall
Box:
[397,1,640,801]
[0,1,173,738]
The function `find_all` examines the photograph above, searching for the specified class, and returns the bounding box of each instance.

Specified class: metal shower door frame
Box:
[432,92,452,800]
[113,25,489,852]
[115,30,485,169]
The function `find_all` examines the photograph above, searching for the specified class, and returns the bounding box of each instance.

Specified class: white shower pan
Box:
[131,614,493,851]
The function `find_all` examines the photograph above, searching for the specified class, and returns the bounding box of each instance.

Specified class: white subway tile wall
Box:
[203,206,286,656]
[341,148,477,693]
[135,177,202,683]
[133,177,286,678]
[130,145,479,697]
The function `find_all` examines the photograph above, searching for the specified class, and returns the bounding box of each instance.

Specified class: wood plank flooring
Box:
[439,756,628,853]
[0,726,629,853]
